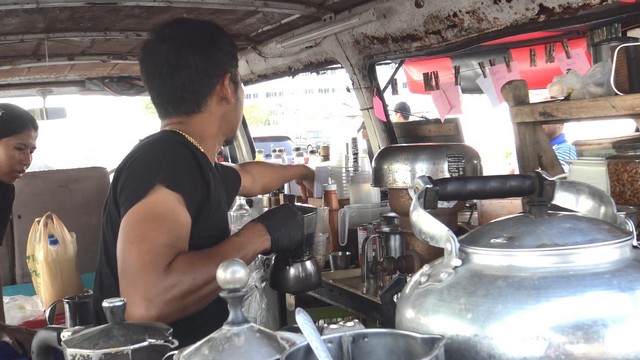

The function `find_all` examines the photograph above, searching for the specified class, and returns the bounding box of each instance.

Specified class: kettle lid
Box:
[63,298,174,352]
[460,212,632,251]
[172,259,298,360]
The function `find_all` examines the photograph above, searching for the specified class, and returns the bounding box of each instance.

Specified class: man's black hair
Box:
[393,101,411,121]
[0,103,39,139]
[140,18,239,120]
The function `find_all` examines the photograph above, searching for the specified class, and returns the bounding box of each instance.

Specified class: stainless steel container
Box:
[371,143,482,189]
[396,172,640,359]
[281,328,445,360]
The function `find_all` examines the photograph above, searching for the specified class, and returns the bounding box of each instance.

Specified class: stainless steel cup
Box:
[45,291,94,328]
[329,251,351,271]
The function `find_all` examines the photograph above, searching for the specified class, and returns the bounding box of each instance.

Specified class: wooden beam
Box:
[503,80,564,177]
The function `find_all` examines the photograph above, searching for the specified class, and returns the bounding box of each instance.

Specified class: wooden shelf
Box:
[502,80,640,176]
[510,92,640,124]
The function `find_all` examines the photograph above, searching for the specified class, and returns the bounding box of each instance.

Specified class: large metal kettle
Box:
[396,171,640,359]
[32,297,178,359]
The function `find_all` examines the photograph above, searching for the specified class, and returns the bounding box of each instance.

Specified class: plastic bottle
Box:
[293,146,306,164]
[48,233,59,246]
[307,148,321,168]
[277,147,288,164]
[255,149,265,161]
[323,183,340,252]
[228,196,253,235]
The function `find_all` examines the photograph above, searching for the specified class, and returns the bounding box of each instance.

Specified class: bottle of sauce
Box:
[323,183,340,252]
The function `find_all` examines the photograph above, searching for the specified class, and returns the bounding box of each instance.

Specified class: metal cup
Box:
[329,251,351,271]
[45,291,94,328]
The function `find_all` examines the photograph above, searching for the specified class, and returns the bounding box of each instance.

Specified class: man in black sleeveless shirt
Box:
[92,18,315,348]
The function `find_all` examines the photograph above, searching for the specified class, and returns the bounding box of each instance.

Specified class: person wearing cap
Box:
[392,101,411,122]
[0,103,38,357]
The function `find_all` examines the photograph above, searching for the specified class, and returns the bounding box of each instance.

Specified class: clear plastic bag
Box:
[242,254,271,326]
[547,61,615,99]
[3,295,42,325]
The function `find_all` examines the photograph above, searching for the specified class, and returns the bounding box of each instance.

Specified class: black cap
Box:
[393,101,411,120]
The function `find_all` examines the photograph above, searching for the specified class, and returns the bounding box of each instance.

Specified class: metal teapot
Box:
[395,171,640,359]
[32,297,178,360]
[164,258,303,360]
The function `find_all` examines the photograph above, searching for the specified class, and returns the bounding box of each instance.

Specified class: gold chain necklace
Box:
[171,129,205,153]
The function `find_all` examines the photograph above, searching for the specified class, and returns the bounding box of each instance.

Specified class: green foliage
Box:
[143,99,157,116]
[244,104,272,126]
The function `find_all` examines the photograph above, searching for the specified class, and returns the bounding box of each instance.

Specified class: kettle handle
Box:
[31,326,64,360]
[45,299,64,326]
[163,349,179,360]
[422,174,539,209]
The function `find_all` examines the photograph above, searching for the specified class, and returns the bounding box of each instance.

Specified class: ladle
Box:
[295,307,333,360]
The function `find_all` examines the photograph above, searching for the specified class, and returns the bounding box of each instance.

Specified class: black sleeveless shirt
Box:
[92,130,240,348]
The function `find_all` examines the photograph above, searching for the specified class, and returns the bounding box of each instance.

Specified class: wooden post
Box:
[502,80,564,177]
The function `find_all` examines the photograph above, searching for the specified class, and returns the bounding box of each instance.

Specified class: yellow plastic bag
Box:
[25,212,83,313]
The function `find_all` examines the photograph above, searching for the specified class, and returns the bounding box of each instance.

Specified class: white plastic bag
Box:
[547,61,615,99]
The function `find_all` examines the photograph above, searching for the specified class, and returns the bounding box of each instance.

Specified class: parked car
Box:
[252,135,296,161]
[293,130,330,153]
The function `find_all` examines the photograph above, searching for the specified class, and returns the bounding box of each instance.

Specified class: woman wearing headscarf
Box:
[0,103,39,357]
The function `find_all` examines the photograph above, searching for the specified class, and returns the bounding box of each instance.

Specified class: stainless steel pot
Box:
[371,143,482,189]
[396,171,640,359]
[281,328,445,360]
[32,297,178,360]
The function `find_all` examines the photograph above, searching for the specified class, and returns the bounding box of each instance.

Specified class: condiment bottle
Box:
[323,183,340,252]
[320,145,331,163]
[255,149,265,161]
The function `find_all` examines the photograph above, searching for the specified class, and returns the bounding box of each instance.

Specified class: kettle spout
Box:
[31,326,65,360]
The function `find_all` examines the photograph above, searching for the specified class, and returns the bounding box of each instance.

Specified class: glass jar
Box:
[606,141,640,207]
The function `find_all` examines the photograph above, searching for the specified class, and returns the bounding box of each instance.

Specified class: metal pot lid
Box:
[63,298,174,351]
[63,318,173,351]
[460,212,633,251]
[172,259,298,359]
[173,323,299,360]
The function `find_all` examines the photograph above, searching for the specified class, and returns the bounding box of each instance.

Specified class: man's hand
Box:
[252,203,304,253]
[294,165,315,202]
[0,322,36,354]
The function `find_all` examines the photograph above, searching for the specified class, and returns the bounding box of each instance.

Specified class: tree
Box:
[244,104,273,126]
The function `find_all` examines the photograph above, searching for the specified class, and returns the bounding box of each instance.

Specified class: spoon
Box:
[295,307,333,360]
